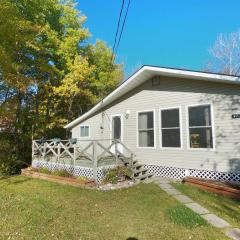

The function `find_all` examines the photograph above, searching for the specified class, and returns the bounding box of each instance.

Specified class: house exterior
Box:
[65,65,240,183]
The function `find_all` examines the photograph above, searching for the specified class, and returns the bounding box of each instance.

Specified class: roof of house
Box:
[65,65,240,129]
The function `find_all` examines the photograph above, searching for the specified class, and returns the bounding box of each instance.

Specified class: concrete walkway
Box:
[147,177,240,240]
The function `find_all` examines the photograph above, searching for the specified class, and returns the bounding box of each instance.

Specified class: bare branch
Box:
[208,30,240,75]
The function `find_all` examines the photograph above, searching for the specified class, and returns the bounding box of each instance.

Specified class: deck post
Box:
[43,142,46,161]
[130,153,134,169]
[93,141,98,182]
[57,143,60,163]
[73,144,76,167]
[32,141,34,161]
[114,139,119,166]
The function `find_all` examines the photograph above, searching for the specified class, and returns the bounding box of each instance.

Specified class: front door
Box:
[111,115,123,153]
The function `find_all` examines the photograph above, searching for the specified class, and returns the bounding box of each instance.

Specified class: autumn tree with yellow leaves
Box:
[0,0,123,174]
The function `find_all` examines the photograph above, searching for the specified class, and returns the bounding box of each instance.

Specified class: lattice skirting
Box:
[32,160,240,184]
[32,160,114,182]
[145,165,240,184]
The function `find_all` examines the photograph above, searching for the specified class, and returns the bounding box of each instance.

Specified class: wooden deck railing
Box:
[32,138,134,180]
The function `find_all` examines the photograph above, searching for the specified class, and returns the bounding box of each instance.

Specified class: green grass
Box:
[166,205,207,228]
[173,182,240,228]
[0,176,228,240]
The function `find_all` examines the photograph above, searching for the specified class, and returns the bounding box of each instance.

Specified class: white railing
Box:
[32,138,134,180]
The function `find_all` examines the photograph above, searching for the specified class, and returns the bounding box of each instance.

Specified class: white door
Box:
[111,115,123,153]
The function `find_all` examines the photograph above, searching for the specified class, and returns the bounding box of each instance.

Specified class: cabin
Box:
[32,66,240,183]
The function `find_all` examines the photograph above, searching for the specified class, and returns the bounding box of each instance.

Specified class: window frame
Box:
[136,109,156,149]
[159,106,183,150]
[186,103,215,151]
[79,125,90,138]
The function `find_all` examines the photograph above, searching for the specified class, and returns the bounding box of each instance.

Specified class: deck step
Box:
[132,163,144,169]
[133,168,148,175]
[135,172,154,180]
[121,159,137,165]
[118,155,153,181]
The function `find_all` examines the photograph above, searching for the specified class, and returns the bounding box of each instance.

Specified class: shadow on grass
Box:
[166,204,207,229]
[0,175,13,180]
[0,175,33,185]
[174,183,240,226]
[126,238,138,240]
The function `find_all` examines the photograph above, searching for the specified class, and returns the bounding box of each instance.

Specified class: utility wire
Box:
[111,0,125,63]
[114,0,131,57]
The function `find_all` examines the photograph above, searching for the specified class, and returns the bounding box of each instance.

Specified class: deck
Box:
[32,138,134,181]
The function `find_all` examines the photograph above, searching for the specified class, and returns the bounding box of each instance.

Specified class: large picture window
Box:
[188,104,213,149]
[161,108,181,148]
[138,111,155,147]
[80,125,90,137]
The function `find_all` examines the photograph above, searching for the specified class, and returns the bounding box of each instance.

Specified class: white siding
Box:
[71,76,240,172]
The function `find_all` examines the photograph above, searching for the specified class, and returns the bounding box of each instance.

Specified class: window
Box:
[161,108,181,148]
[138,111,155,147]
[112,116,121,140]
[188,104,213,149]
[80,125,90,137]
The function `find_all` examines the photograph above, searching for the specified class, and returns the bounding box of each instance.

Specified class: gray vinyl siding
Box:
[71,76,240,173]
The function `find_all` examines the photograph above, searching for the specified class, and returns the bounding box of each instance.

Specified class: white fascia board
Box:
[145,66,240,84]
[65,65,240,129]
[64,66,147,129]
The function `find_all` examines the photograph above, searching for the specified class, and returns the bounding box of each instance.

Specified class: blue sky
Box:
[77,0,240,77]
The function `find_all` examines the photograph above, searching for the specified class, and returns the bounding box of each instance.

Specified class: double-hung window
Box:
[160,108,181,148]
[80,125,90,137]
[188,104,213,149]
[138,111,155,147]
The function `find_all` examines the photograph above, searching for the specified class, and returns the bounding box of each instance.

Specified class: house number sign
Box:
[232,113,240,119]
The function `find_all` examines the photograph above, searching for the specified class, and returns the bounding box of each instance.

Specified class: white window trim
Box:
[79,125,90,138]
[186,103,216,151]
[159,106,183,150]
[110,114,123,142]
[136,109,156,149]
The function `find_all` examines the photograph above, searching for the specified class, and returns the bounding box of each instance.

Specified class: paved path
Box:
[147,177,240,240]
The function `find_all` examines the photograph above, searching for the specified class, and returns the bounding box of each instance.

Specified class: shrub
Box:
[104,166,132,184]
[0,154,26,176]
[0,134,29,176]
[105,169,118,184]
[77,176,90,184]
[52,169,72,178]
[166,205,207,228]
[38,167,51,174]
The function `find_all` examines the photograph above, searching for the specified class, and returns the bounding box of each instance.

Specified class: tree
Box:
[0,0,123,175]
[87,41,123,99]
[208,30,240,75]
[51,41,123,130]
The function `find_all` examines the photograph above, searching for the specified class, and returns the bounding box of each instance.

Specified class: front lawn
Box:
[173,182,240,228]
[0,176,228,240]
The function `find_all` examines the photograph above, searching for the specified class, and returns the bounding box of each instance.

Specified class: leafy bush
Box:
[0,133,30,176]
[77,176,90,184]
[166,205,207,228]
[0,155,26,176]
[52,169,72,178]
[38,167,51,174]
[104,166,132,184]
[36,167,72,178]
[105,169,118,184]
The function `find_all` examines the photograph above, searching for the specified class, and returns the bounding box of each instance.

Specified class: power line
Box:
[111,0,125,63]
[114,0,131,58]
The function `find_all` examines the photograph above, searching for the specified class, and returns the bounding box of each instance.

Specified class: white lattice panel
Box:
[145,164,240,184]
[32,160,240,184]
[145,165,186,179]
[32,160,116,182]
[189,169,240,183]
[32,160,94,180]
[97,165,116,182]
